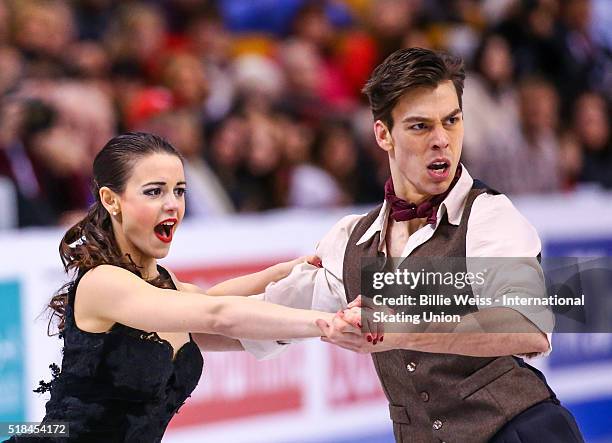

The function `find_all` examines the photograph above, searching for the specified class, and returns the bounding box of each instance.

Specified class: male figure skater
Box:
[240,48,584,442]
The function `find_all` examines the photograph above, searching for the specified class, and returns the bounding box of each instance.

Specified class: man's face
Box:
[375,80,464,202]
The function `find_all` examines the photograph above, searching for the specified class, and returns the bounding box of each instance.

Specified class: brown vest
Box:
[342,184,551,443]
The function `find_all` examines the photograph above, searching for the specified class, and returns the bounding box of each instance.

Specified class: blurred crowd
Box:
[0,0,610,228]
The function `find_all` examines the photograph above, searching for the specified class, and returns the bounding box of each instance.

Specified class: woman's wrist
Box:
[270,255,321,284]
[309,315,325,338]
[313,312,335,333]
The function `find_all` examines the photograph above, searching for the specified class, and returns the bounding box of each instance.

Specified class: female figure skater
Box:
[6,132,357,442]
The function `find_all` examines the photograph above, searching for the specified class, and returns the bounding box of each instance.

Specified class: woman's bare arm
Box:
[192,333,244,351]
[166,269,244,351]
[205,256,321,296]
[76,265,340,340]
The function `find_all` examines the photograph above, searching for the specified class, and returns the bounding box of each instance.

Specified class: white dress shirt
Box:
[241,166,553,359]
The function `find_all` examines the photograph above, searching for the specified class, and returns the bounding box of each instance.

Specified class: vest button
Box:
[432,419,443,430]
[406,361,417,372]
[420,391,429,402]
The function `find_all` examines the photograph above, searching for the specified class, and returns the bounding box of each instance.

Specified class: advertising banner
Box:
[0,281,26,429]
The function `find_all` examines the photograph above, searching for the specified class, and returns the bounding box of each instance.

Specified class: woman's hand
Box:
[338,295,385,344]
[272,255,323,281]
[206,255,322,297]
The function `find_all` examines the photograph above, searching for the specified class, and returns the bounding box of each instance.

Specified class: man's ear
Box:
[374,120,394,152]
[99,187,120,216]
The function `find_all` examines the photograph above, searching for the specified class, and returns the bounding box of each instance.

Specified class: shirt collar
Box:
[440,164,474,226]
[356,164,474,247]
[356,199,390,247]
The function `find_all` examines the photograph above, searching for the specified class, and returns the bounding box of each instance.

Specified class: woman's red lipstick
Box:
[154,218,177,243]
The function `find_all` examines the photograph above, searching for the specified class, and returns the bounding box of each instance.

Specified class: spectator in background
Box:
[205,113,248,210]
[462,32,520,175]
[185,5,235,121]
[12,0,76,78]
[13,79,115,162]
[278,39,330,124]
[367,0,417,60]
[232,53,286,116]
[106,2,167,81]
[496,0,561,82]
[64,40,111,83]
[291,2,355,111]
[140,110,234,217]
[336,0,418,102]
[513,77,563,192]
[497,0,608,119]
[313,121,376,206]
[277,112,344,208]
[313,120,364,205]
[4,75,115,227]
[44,82,115,160]
[0,98,90,226]
[475,77,563,195]
[241,110,285,211]
[555,0,608,114]
[160,51,210,112]
[0,99,55,226]
[563,92,612,189]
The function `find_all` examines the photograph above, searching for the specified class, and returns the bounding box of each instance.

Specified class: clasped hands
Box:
[316,295,386,353]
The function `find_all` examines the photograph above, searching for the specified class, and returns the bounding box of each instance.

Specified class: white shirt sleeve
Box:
[467,193,553,358]
[239,214,363,360]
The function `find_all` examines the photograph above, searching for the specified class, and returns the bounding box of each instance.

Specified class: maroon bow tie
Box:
[384,165,462,225]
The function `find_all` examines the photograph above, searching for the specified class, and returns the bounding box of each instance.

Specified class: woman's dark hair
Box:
[362,47,465,131]
[47,132,183,334]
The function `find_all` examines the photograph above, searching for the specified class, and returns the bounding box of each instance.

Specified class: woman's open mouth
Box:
[426,158,451,181]
[154,218,177,243]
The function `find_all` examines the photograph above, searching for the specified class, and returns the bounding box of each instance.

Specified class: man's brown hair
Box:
[362,48,465,131]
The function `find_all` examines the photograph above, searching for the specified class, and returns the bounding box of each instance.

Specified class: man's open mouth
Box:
[154,218,177,243]
[426,159,451,179]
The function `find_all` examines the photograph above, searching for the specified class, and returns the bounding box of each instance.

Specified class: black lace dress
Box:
[5,266,204,442]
